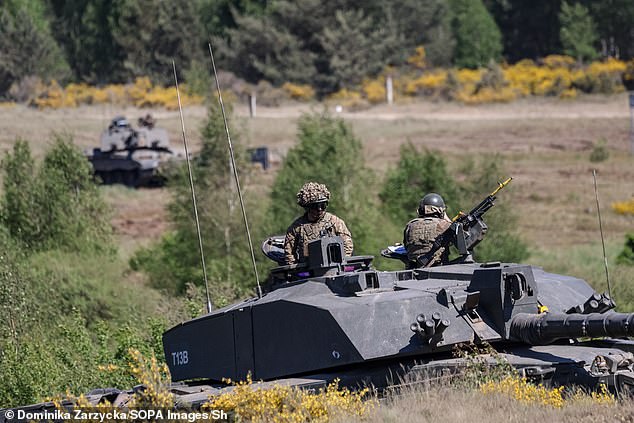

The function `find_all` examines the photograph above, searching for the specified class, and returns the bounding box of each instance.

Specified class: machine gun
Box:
[416,177,512,267]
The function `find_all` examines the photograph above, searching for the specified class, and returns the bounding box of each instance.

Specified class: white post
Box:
[386,75,393,105]
[249,92,257,118]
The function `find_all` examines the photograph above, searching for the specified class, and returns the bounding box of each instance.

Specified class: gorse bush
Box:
[12,56,631,109]
[206,375,374,422]
[612,197,634,215]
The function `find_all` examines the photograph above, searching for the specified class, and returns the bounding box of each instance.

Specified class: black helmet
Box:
[418,193,446,216]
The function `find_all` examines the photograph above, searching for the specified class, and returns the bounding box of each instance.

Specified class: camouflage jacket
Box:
[284,212,353,265]
[403,216,452,266]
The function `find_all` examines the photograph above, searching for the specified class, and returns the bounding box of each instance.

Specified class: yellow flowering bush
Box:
[541,54,576,69]
[326,88,368,110]
[404,71,447,96]
[612,197,634,215]
[282,82,315,101]
[125,349,174,408]
[31,77,203,110]
[480,376,565,408]
[407,46,427,69]
[480,376,615,409]
[205,375,374,423]
[13,56,634,108]
[361,77,386,103]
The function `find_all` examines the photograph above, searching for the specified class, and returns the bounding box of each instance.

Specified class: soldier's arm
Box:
[283,228,298,265]
[334,217,354,256]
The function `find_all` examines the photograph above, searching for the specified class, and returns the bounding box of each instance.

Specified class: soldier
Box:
[403,193,452,268]
[284,182,353,265]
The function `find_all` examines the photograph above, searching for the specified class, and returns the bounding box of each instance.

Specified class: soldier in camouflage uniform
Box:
[284,182,353,265]
[403,193,452,268]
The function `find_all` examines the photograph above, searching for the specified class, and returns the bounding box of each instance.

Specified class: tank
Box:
[4,186,634,416]
[160,235,634,404]
[85,115,185,187]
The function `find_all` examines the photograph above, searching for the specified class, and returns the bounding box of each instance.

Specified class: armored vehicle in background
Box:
[85,115,185,187]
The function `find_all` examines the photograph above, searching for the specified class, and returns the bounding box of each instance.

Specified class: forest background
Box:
[0,0,633,416]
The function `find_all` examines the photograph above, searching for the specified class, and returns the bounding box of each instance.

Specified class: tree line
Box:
[1,0,633,98]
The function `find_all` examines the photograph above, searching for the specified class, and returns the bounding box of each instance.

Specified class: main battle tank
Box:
[161,236,634,405]
[3,182,634,417]
[159,181,634,405]
[85,115,185,187]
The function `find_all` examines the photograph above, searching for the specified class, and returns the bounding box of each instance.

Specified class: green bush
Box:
[616,233,634,265]
[0,135,112,252]
[589,139,610,163]
[380,143,460,225]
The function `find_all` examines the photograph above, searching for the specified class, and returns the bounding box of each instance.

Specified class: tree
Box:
[47,0,126,83]
[449,0,503,68]
[584,0,634,59]
[559,2,598,61]
[111,0,204,84]
[317,9,400,92]
[379,143,460,226]
[0,135,112,252]
[268,112,388,256]
[220,0,455,94]
[0,3,69,96]
[483,0,563,62]
[131,102,266,300]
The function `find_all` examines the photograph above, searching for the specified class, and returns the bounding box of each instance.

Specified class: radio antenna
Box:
[207,43,262,298]
[173,61,213,313]
[592,169,612,298]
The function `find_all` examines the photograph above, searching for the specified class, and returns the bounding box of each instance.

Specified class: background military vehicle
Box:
[85,115,185,187]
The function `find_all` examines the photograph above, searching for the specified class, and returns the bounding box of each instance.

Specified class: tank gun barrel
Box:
[510,312,634,345]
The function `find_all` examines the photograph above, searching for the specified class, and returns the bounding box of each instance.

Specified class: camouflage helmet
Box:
[297,182,330,207]
[418,193,446,217]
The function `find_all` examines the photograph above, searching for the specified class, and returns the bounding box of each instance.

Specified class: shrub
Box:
[282,82,315,101]
[0,136,112,252]
[206,375,374,422]
[380,143,460,225]
[361,77,386,103]
[616,233,634,265]
[589,139,610,163]
[612,198,634,215]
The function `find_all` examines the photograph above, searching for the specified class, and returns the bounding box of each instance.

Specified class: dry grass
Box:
[337,382,634,423]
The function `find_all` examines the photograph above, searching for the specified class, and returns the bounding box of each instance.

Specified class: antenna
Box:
[172,61,213,313]
[592,169,612,298]
[207,43,262,298]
